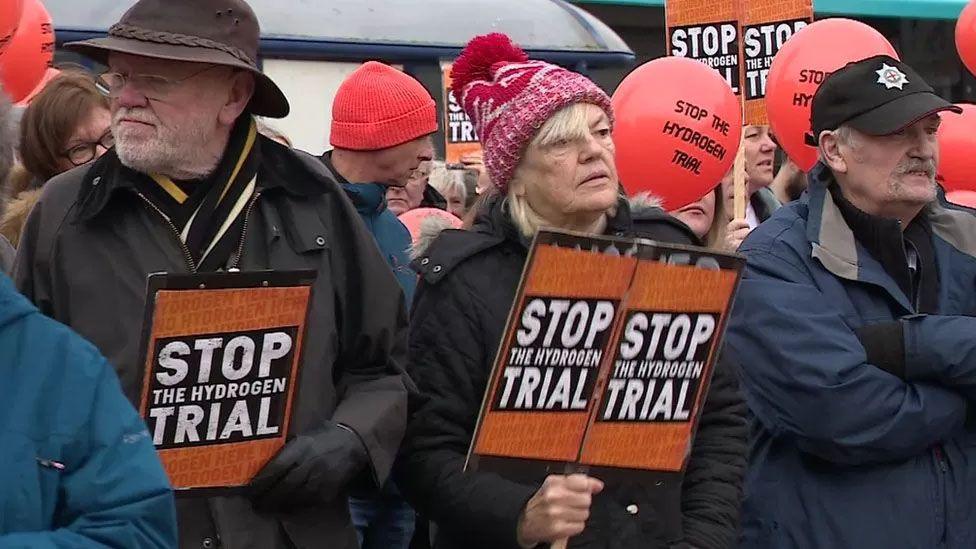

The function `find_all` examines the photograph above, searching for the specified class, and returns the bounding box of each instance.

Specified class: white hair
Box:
[817,124,857,163]
[427,161,467,206]
[506,103,613,238]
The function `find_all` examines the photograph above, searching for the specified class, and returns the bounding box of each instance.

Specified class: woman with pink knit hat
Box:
[398,34,747,549]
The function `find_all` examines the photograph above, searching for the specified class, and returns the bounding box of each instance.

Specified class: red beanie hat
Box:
[331,61,438,150]
[451,33,613,193]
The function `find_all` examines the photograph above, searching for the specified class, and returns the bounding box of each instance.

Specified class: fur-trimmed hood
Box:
[0,188,42,248]
[410,212,463,260]
[628,191,664,215]
[410,192,694,259]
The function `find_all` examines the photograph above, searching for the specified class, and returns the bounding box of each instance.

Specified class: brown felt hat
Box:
[64,0,289,118]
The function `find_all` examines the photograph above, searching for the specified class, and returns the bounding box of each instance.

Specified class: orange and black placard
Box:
[666,0,743,95]
[467,232,637,469]
[467,230,743,477]
[739,0,814,125]
[579,245,742,472]
[137,270,315,491]
[442,61,483,164]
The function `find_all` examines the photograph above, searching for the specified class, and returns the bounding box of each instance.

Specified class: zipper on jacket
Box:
[934,445,948,473]
[135,192,198,273]
[228,192,261,271]
[933,445,948,543]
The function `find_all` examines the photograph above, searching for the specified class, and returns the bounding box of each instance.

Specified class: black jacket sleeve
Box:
[398,274,536,549]
[324,190,410,488]
[680,355,748,549]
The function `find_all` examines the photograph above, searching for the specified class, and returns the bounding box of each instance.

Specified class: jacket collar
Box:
[341,182,389,216]
[805,162,976,310]
[74,133,328,223]
[806,164,911,310]
[416,195,636,284]
[319,151,389,215]
[73,150,136,223]
[470,194,635,250]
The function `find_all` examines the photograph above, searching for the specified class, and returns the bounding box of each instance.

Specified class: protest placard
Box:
[137,270,314,491]
[466,232,637,469]
[580,246,742,472]
[666,0,743,95]
[466,230,743,477]
[739,0,813,125]
[442,61,482,163]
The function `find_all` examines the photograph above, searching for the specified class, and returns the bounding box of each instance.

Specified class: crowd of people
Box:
[1,0,975,548]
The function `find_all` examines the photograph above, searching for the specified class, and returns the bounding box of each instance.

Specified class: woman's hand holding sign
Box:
[723,219,752,252]
[516,474,604,548]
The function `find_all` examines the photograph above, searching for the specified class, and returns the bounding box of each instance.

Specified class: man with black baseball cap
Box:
[726,55,976,548]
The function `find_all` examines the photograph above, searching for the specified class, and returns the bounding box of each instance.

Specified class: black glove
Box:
[247,421,368,511]
[855,322,906,379]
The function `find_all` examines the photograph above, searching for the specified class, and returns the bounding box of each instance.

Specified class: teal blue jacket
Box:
[341,182,417,306]
[0,274,177,548]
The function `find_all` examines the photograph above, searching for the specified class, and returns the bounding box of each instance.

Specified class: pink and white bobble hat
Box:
[450,33,614,194]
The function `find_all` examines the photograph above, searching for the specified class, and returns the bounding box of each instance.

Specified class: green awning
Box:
[573,0,967,19]
[815,0,965,19]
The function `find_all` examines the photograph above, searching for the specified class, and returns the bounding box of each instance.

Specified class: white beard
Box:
[113,107,217,179]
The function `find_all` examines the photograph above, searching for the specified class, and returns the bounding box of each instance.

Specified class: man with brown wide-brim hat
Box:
[13,1,410,548]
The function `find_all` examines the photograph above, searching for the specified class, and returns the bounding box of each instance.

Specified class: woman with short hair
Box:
[18,70,112,183]
[2,70,112,247]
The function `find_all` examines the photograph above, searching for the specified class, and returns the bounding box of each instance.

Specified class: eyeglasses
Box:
[96,64,222,100]
[63,130,115,166]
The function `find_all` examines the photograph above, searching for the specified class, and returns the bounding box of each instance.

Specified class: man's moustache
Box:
[114,109,156,125]
[896,161,936,177]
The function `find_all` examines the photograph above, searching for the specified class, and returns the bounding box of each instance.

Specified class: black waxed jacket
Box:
[398,196,747,549]
[13,137,410,549]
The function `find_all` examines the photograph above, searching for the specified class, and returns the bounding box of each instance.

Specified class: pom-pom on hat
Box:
[451,33,613,193]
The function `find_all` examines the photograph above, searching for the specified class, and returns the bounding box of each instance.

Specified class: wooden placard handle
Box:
[732,135,748,221]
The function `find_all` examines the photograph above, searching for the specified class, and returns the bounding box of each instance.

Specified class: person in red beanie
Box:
[398,33,746,549]
[318,60,436,549]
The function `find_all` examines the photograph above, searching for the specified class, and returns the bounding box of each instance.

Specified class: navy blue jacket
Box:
[726,165,976,548]
[0,274,177,547]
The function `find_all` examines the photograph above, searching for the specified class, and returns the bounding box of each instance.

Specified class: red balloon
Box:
[612,56,742,211]
[0,0,24,55]
[15,67,60,107]
[766,18,898,172]
[0,0,54,103]
[937,103,976,192]
[398,208,463,245]
[946,190,976,208]
[957,1,976,77]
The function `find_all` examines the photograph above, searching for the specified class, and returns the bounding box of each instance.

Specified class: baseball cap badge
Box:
[876,63,909,90]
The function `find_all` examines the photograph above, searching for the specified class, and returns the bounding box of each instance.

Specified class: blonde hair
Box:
[704,187,728,249]
[506,103,613,238]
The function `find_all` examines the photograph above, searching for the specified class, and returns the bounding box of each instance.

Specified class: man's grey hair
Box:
[817,124,857,163]
[0,87,15,187]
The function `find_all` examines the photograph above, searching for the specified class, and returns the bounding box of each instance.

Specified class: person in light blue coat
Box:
[726,55,976,549]
[0,270,177,548]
